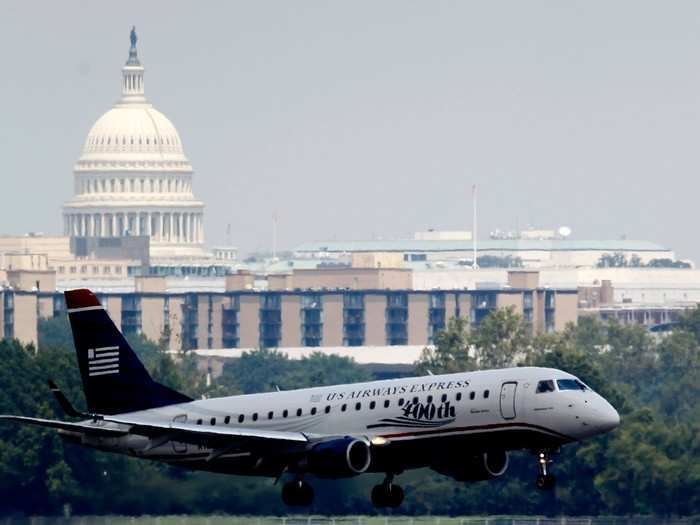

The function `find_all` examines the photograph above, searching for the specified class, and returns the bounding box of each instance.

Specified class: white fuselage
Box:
[70,366,619,476]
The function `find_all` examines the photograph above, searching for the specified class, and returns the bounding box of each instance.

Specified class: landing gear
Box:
[371,474,404,508]
[281,479,314,507]
[535,450,556,490]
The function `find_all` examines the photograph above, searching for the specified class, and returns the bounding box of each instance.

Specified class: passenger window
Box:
[412,397,419,404]
[384,399,390,408]
[224,416,231,424]
[456,393,462,401]
[311,407,317,415]
[484,390,490,399]
[268,411,273,420]
[210,418,216,425]
[355,402,362,411]
[296,408,302,417]
[398,398,405,406]
[536,380,556,394]
[283,409,288,418]
[324,406,331,414]
[469,392,475,400]
[238,415,244,423]
[369,401,376,410]
[427,395,433,403]
[252,413,258,421]
[441,393,447,403]
[341,404,347,412]
[196,419,202,425]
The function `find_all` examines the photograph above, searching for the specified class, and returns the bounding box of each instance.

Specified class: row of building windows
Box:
[193,390,491,426]
[55,265,124,275]
[88,134,180,147]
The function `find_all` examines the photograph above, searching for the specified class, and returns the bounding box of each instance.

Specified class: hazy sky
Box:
[2,1,700,260]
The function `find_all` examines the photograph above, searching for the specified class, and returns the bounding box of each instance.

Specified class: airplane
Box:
[0,289,620,508]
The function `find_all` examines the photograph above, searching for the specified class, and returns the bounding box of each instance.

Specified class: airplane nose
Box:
[595,401,620,433]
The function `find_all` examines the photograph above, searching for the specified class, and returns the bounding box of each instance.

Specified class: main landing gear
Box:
[371,474,404,508]
[281,478,314,507]
[535,449,556,490]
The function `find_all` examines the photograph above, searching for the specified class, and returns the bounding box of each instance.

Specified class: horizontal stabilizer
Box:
[48,380,92,419]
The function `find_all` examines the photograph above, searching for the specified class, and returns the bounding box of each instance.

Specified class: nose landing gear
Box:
[281,478,314,507]
[371,473,404,508]
[535,450,556,490]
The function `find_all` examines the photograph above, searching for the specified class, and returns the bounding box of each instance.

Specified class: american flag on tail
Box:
[87,346,120,377]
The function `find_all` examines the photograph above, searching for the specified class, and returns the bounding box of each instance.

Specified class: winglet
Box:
[48,380,93,419]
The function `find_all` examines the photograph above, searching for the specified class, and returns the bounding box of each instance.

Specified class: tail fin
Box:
[65,289,192,415]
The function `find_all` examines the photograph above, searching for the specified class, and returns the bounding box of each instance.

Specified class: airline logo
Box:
[87,346,120,377]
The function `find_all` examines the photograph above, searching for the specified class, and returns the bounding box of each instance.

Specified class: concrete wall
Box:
[281,295,301,347]
[322,294,343,347]
[141,296,164,342]
[364,294,387,345]
[408,293,429,345]
[238,295,259,348]
[13,293,38,347]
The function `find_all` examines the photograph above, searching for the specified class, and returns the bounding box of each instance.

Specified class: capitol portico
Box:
[63,28,207,259]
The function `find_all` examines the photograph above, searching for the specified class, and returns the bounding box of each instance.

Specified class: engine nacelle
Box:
[307,437,372,478]
[432,450,509,482]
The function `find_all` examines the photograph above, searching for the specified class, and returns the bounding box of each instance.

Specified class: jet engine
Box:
[432,450,509,482]
[307,437,372,478]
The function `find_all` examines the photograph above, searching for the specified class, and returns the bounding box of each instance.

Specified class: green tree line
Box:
[0,310,699,516]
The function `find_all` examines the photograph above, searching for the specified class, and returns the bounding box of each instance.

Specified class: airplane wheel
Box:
[536,473,556,490]
[371,484,388,508]
[371,483,404,508]
[387,484,404,508]
[282,480,314,506]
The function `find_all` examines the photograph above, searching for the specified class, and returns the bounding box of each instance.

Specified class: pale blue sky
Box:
[2,1,700,259]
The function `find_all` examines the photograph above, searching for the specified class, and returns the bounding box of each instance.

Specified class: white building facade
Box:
[62,29,207,260]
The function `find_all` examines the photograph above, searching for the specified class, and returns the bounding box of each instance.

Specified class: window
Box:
[469,391,475,400]
[412,397,419,404]
[441,394,447,403]
[369,401,376,410]
[384,399,390,408]
[483,390,490,399]
[268,411,274,420]
[324,406,330,414]
[427,395,433,403]
[238,414,244,423]
[210,418,216,425]
[341,404,347,412]
[536,380,556,394]
[557,379,588,391]
[456,393,462,401]
[196,419,202,425]
[355,402,362,411]
[224,416,231,424]
[398,398,405,406]
[296,408,302,417]
[252,413,258,421]
[283,409,288,418]
[311,407,317,415]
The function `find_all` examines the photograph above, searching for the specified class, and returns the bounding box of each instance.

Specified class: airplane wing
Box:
[103,414,311,445]
[0,415,128,437]
[0,413,310,448]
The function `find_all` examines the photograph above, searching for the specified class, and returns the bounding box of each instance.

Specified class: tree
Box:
[472,307,531,368]
[417,317,475,375]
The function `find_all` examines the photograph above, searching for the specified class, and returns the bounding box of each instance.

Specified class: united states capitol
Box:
[1,30,698,374]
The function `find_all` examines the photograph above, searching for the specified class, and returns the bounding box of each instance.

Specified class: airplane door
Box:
[172,414,188,454]
[499,382,517,420]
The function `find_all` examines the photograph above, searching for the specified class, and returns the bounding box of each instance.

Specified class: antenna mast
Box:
[472,184,479,270]
[272,212,278,260]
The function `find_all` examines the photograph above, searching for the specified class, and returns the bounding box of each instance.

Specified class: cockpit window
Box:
[536,380,555,393]
[557,379,588,391]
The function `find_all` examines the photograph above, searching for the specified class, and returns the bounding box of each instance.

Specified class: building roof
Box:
[295,239,670,254]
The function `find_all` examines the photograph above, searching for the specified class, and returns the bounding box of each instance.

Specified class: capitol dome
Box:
[63,28,206,259]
